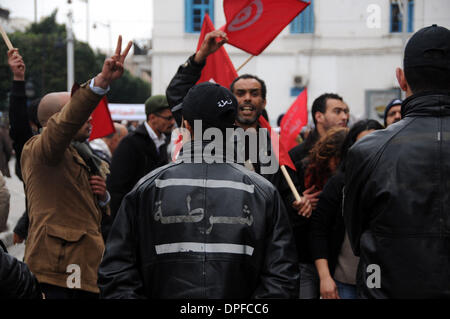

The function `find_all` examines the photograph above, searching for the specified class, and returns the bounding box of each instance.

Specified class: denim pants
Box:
[335,280,358,299]
[299,263,320,299]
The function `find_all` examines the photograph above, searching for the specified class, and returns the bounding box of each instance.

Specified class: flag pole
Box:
[236,55,254,73]
[0,24,14,50]
[280,165,302,202]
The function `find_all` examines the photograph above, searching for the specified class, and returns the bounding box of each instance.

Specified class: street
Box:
[1,157,26,260]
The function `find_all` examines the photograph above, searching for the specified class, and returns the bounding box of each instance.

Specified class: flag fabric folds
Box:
[88,96,115,141]
[221,0,310,55]
[258,115,296,171]
[280,87,308,152]
[196,14,238,88]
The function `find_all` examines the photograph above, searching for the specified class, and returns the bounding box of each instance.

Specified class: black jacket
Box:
[166,54,302,225]
[9,81,35,239]
[105,123,169,240]
[9,81,34,181]
[166,54,205,111]
[344,92,450,298]
[310,171,346,275]
[98,141,300,299]
[288,137,321,263]
[0,240,42,299]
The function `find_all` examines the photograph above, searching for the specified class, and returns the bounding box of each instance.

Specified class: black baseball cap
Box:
[172,82,237,131]
[404,24,450,70]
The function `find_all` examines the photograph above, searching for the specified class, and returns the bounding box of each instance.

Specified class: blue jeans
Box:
[299,263,320,299]
[335,280,358,299]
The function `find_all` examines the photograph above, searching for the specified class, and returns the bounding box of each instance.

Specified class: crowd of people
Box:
[0,24,449,299]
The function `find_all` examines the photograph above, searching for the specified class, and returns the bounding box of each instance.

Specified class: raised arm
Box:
[30,36,132,165]
[166,30,228,108]
[7,49,34,171]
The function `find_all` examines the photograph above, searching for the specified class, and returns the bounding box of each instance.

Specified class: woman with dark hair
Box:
[310,119,383,299]
[297,126,348,299]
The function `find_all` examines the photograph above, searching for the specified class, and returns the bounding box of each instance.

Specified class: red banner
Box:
[196,14,238,87]
[280,87,308,152]
[258,115,296,171]
[88,96,115,141]
[221,0,310,55]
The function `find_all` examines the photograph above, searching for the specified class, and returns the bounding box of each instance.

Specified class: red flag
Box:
[221,0,310,56]
[280,87,308,152]
[196,14,238,87]
[88,96,115,141]
[258,115,296,171]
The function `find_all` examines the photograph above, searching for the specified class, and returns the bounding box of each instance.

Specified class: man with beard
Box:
[105,95,175,240]
[166,30,311,220]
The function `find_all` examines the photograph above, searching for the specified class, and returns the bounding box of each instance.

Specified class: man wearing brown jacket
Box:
[20,37,131,299]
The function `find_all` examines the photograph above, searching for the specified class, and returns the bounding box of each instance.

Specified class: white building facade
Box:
[152,0,450,125]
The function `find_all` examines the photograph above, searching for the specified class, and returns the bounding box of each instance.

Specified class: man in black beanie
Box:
[98,82,299,299]
[344,25,450,298]
[383,98,402,127]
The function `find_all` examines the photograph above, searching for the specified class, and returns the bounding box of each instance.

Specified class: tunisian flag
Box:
[221,0,310,55]
[280,87,308,152]
[70,83,115,141]
[258,115,296,171]
[88,96,115,141]
[196,14,238,87]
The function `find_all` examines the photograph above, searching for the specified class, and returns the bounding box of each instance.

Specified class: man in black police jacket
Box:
[343,25,450,298]
[98,82,299,298]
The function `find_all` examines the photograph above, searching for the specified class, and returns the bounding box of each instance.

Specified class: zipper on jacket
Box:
[438,112,444,238]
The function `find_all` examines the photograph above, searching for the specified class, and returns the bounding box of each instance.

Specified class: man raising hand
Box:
[21,36,132,299]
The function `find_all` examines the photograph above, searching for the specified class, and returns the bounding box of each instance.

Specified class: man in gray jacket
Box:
[98,82,299,298]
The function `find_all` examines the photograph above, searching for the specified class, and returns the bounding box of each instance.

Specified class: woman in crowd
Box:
[297,126,348,298]
[310,119,383,299]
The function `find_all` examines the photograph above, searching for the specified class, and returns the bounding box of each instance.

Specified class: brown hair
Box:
[304,127,348,190]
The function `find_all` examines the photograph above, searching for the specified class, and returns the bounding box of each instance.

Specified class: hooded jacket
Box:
[98,141,299,299]
[344,91,450,298]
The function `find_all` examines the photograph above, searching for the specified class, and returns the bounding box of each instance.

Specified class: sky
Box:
[1,0,154,53]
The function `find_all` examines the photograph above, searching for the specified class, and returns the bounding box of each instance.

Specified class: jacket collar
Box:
[178,140,236,164]
[135,123,151,139]
[402,90,450,118]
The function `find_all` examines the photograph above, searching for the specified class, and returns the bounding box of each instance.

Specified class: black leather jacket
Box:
[98,141,300,299]
[0,241,42,299]
[344,92,450,298]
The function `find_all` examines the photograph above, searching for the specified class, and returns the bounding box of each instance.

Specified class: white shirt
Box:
[144,121,166,152]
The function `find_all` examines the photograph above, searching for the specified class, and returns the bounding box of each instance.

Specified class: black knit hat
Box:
[384,98,402,126]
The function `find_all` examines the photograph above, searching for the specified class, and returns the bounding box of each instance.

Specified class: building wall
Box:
[152,0,450,124]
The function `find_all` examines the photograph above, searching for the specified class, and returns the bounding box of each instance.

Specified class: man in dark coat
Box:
[0,240,42,299]
[104,95,175,240]
[98,83,300,299]
[344,25,450,298]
